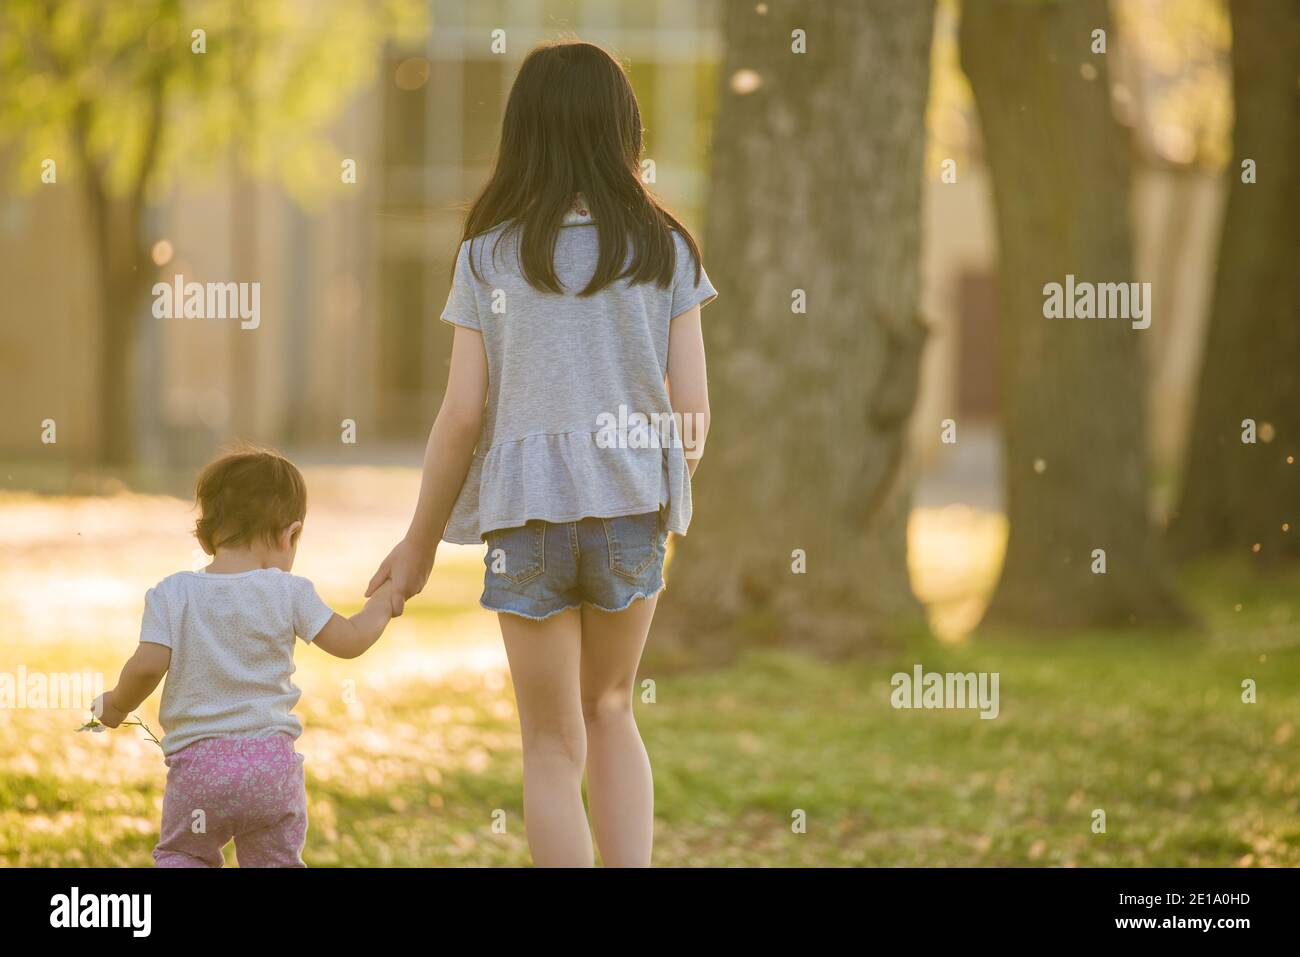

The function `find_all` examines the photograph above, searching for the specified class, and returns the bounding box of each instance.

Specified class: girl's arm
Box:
[97,643,171,727]
[366,325,488,614]
[667,304,711,476]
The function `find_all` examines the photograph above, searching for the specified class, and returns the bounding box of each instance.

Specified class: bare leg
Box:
[499,609,593,867]
[579,595,658,867]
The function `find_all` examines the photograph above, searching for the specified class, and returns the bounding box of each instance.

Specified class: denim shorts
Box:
[481,511,668,620]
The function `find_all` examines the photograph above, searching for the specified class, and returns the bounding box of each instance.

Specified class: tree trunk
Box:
[74,80,164,469]
[658,0,935,658]
[81,175,150,469]
[960,0,1188,629]
[1170,0,1300,565]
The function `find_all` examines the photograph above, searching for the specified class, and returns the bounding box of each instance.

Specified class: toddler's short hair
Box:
[194,446,308,553]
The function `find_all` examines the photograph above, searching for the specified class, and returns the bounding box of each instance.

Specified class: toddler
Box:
[95,447,395,867]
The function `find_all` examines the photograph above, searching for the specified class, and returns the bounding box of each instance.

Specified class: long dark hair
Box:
[461,40,702,297]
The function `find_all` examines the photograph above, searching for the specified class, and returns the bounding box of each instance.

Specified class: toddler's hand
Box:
[367,537,435,617]
[367,580,398,617]
[92,692,127,729]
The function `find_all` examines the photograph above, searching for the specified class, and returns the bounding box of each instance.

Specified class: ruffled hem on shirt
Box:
[442,429,693,544]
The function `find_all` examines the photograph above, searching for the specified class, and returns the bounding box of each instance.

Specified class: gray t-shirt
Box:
[139,569,335,755]
[439,212,717,543]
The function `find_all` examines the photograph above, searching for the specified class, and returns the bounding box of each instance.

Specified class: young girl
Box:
[366,41,715,867]
[96,447,396,867]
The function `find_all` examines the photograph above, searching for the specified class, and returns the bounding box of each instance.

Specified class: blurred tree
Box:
[0,0,426,465]
[1171,0,1300,564]
[960,0,1188,629]
[660,0,934,656]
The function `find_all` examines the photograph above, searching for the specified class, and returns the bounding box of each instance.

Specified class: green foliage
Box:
[1113,0,1231,168]
[0,0,429,203]
[932,0,1231,174]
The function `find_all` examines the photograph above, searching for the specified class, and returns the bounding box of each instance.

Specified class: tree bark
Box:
[658,0,935,657]
[1170,0,1300,565]
[960,0,1188,629]
[72,71,165,468]
[74,111,151,469]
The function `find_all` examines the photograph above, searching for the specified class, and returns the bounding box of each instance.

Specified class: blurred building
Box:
[0,0,1228,511]
[0,0,721,471]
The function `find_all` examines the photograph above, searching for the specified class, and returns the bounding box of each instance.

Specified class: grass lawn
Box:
[1,482,1296,866]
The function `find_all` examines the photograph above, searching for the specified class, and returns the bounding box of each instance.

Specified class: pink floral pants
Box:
[154,733,307,868]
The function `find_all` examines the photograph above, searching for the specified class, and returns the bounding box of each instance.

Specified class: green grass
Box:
[4,473,1293,866]
[3,557,1296,866]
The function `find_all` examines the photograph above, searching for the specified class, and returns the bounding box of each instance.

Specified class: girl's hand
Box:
[366,537,435,616]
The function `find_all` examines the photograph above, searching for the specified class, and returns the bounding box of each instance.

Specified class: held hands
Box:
[366,536,435,617]
[364,580,396,622]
